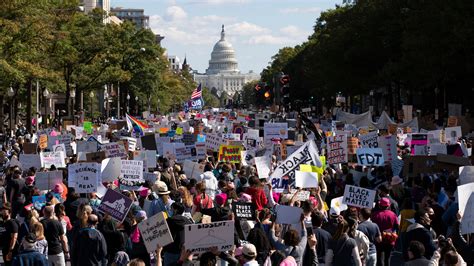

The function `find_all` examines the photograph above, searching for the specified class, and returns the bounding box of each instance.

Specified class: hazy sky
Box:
[111,0,341,74]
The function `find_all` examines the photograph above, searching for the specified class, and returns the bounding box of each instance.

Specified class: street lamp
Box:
[70,87,76,125]
[89,91,94,119]
[135,96,138,115]
[42,88,50,126]
[7,87,14,132]
[126,93,130,114]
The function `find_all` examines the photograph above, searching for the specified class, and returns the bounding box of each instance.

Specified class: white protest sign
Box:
[119,160,144,188]
[269,140,321,192]
[359,131,379,148]
[101,157,122,183]
[275,205,303,225]
[429,143,447,155]
[52,143,66,154]
[458,183,474,234]
[445,126,462,144]
[101,142,127,159]
[254,156,271,179]
[331,196,348,212]
[68,163,100,193]
[378,135,397,162]
[241,150,255,166]
[122,137,137,151]
[163,142,185,161]
[461,193,474,235]
[138,212,174,253]
[459,166,474,185]
[264,122,288,143]
[77,141,98,153]
[356,148,385,166]
[342,185,376,209]
[155,136,171,155]
[183,160,205,180]
[35,171,63,191]
[326,134,348,165]
[428,130,443,144]
[184,221,235,254]
[205,133,224,152]
[40,151,66,168]
[295,170,319,188]
[19,154,41,170]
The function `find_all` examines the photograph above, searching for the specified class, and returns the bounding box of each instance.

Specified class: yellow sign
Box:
[218,145,242,163]
[176,127,183,135]
[39,134,48,150]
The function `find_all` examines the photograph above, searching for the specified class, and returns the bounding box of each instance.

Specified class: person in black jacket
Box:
[403,209,436,261]
[163,202,193,266]
[72,214,107,266]
[450,212,473,265]
[200,193,231,222]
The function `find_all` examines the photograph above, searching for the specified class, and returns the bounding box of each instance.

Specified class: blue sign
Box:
[184,97,204,112]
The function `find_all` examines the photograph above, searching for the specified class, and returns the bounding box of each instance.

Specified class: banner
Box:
[68,163,100,193]
[138,212,174,253]
[269,140,321,192]
[184,221,234,254]
[119,160,144,189]
[356,148,385,166]
[326,134,348,165]
[98,189,134,223]
[218,145,242,163]
[359,131,379,148]
[232,202,256,220]
[342,185,376,209]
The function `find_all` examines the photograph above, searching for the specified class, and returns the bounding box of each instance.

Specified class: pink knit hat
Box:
[280,256,297,266]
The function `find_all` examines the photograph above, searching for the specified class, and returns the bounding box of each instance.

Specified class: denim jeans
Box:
[366,252,377,266]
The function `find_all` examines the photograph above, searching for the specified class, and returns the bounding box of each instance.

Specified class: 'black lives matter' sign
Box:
[232,202,256,220]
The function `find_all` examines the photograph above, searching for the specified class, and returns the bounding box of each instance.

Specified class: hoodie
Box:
[404,223,436,261]
[245,187,267,210]
[163,215,194,254]
[200,171,218,199]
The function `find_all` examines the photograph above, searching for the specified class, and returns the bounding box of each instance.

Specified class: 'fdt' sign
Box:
[356,148,385,166]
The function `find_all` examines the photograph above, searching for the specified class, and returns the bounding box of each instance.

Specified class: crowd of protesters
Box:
[0,112,472,266]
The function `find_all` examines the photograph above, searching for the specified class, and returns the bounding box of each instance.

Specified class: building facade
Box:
[111,8,150,29]
[194,25,260,97]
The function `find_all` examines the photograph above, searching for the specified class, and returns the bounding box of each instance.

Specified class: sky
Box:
[111,0,341,74]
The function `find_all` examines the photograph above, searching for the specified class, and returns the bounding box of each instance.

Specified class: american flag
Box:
[191,84,202,99]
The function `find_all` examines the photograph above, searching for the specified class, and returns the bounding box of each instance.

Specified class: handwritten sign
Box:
[359,131,379,148]
[39,134,48,150]
[254,156,271,179]
[378,135,397,162]
[98,189,133,223]
[184,221,235,254]
[356,148,385,166]
[232,202,256,220]
[119,160,144,189]
[218,145,242,163]
[347,137,358,155]
[138,212,174,253]
[326,134,348,165]
[342,185,376,209]
[68,163,100,193]
[40,151,66,168]
[101,142,128,159]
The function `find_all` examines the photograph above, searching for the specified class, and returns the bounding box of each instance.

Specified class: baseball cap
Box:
[242,243,257,257]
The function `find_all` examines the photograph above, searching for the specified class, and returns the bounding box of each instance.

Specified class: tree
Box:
[241,80,258,108]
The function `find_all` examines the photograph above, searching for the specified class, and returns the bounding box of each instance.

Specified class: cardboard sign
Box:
[295,170,319,188]
[101,142,128,159]
[347,137,358,155]
[184,221,235,254]
[447,116,458,127]
[356,148,385,166]
[39,134,48,150]
[218,145,242,163]
[119,160,144,189]
[232,202,256,220]
[40,151,66,168]
[23,143,37,154]
[359,131,379,148]
[378,135,397,162]
[98,189,134,223]
[68,163,100,193]
[275,205,303,225]
[254,156,271,179]
[342,185,376,209]
[35,171,63,191]
[141,134,157,151]
[101,157,122,183]
[269,140,321,192]
[138,212,174,253]
[19,154,41,171]
[326,134,348,165]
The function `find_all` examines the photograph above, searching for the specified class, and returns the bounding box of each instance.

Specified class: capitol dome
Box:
[206,25,240,75]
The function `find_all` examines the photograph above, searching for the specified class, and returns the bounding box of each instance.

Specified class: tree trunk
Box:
[26,80,32,133]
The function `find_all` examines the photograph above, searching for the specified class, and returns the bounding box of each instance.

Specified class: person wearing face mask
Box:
[403,209,437,262]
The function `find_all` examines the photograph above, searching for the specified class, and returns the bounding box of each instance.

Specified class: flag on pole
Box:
[191,84,202,100]
[126,114,148,136]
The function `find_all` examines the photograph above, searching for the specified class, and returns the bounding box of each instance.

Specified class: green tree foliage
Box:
[241,80,258,108]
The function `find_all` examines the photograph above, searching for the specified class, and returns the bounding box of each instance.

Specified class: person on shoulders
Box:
[12,233,48,266]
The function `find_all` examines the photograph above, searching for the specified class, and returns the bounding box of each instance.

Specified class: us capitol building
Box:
[194,25,260,98]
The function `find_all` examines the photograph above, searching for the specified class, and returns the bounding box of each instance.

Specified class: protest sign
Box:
[295,170,319,188]
[391,157,404,176]
[52,144,66,154]
[331,196,348,211]
[269,140,320,192]
[184,221,235,254]
[77,141,98,153]
[359,131,379,148]
[119,160,144,189]
[356,148,385,166]
[85,151,106,163]
[409,134,428,155]
[141,134,157,151]
[254,156,271,179]
[83,121,93,134]
[101,157,122,183]
[98,189,134,223]
[347,137,358,155]
[19,154,41,171]
[101,142,127,159]
[218,145,242,163]
[122,137,137,151]
[40,151,66,168]
[68,163,100,193]
[138,212,174,253]
[275,205,303,225]
[183,160,205,180]
[326,134,348,165]
[39,134,48,150]
[459,166,474,185]
[445,127,462,144]
[241,150,255,166]
[205,133,223,152]
[378,135,397,162]
[461,193,474,235]
[195,143,207,159]
[447,116,458,127]
[32,195,46,210]
[429,144,447,155]
[35,171,63,191]
[232,202,256,220]
[264,122,288,143]
[23,143,37,154]
[342,185,376,209]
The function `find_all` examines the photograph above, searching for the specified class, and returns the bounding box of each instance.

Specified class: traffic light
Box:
[264,84,273,104]
[255,82,265,91]
[280,74,290,106]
